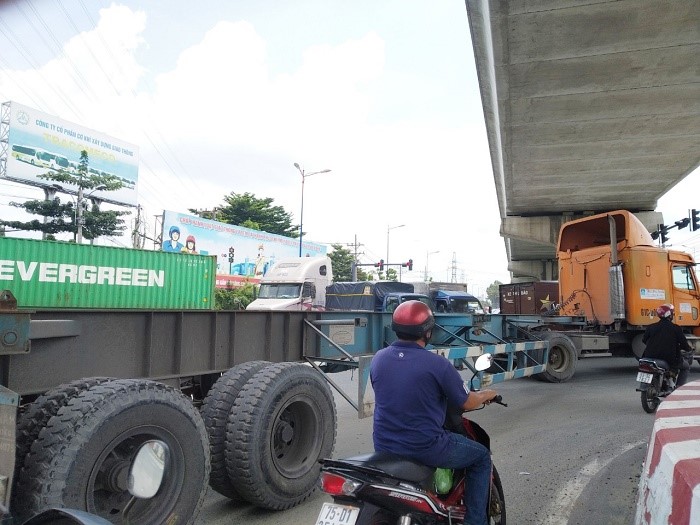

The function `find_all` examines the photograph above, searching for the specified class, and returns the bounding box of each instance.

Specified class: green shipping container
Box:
[0,237,215,309]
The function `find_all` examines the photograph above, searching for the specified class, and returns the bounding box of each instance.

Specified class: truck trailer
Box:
[0,237,552,524]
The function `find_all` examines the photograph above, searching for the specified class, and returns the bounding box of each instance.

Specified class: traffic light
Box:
[228,246,235,263]
[660,227,669,244]
[692,209,700,232]
[675,218,690,230]
[407,258,413,271]
[375,259,384,271]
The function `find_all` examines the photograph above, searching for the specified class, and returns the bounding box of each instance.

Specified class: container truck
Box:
[0,237,552,524]
[7,209,692,522]
[245,256,332,311]
[496,210,700,383]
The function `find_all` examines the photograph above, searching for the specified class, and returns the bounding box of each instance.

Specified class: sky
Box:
[0,0,698,296]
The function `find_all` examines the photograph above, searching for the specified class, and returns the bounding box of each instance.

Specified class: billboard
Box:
[161,210,327,287]
[3,101,139,206]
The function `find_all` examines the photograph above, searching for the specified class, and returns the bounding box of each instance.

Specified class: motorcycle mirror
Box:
[474,353,493,372]
[128,440,169,499]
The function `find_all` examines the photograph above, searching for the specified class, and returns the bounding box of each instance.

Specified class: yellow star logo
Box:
[540,294,553,310]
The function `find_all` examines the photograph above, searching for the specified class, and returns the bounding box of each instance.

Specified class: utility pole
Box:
[132,205,143,249]
[154,214,163,250]
[450,252,458,283]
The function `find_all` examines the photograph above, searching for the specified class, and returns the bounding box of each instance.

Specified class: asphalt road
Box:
[196,357,698,524]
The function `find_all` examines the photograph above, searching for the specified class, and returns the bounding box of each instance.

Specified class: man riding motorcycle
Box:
[370,300,498,525]
[642,303,693,387]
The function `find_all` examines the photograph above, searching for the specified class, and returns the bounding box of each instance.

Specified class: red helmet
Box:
[656,304,674,319]
[392,300,435,338]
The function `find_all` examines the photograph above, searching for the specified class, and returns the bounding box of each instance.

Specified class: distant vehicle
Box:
[246,256,333,311]
[11,144,38,164]
[411,282,483,314]
[432,290,484,314]
[326,281,432,313]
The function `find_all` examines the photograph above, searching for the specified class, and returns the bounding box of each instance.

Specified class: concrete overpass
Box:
[465,0,700,281]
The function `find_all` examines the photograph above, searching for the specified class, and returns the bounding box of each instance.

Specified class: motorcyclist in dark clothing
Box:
[371,300,498,525]
[642,304,693,387]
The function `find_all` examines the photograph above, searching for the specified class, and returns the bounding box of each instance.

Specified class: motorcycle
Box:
[636,357,677,413]
[316,353,507,525]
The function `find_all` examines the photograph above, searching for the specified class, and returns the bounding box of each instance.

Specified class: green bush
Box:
[215,283,257,310]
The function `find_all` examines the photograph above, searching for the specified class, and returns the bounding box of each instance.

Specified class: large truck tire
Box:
[12,376,114,503]
[200,360,271,499]
[13,379,210,525]
[534,332,577,383]
[225,362,337,509]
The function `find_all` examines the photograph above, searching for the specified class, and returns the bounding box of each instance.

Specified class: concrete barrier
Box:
[635,379,700,525]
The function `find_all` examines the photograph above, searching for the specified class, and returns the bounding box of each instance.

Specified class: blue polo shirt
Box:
[370,340,470,467]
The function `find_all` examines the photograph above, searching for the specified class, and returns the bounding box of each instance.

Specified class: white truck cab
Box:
[246,256,332,311]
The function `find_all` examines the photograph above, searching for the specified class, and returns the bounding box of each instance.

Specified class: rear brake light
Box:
[320,472,361,496]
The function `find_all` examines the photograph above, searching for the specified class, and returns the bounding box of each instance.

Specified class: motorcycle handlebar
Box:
[491,395,507,407]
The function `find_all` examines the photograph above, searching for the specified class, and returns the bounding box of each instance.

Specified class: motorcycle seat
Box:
[336,451,435,484]
[639,358,670,369]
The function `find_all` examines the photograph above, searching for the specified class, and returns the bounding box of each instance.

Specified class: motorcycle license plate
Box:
[316,502,359,525]
[637,372,653,384]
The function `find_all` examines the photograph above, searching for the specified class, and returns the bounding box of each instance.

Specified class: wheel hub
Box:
[100,457,131,493]
[278,419,295,444]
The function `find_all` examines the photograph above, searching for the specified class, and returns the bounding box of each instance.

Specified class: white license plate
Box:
[637,372,653,383]
[316,502,360,525]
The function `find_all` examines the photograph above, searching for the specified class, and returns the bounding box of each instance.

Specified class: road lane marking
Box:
[541,440,647,525]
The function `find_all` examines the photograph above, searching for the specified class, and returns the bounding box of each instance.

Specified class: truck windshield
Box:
[450,298,484,314]
[258,283,302,299]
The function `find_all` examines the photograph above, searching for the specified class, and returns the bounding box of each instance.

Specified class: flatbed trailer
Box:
[0,292,551,524]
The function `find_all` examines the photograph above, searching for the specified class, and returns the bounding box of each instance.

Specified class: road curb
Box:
[635,379,700,525]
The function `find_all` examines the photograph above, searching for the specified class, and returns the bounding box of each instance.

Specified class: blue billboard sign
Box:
[161,210,327,287]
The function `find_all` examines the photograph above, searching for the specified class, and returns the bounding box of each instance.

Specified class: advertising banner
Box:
[3,101,139,206]
[161,210,327,288]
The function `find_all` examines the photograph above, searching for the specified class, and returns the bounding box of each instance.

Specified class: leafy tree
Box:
[356,266,371,281]
[194,192,297,237]
[327,245,374,282]
[328,244,354,281]
[0,150,128,241]
[486,280,503,307]
[215,283,257,310]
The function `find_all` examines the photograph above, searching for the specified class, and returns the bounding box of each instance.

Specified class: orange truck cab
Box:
[556,210,700,353]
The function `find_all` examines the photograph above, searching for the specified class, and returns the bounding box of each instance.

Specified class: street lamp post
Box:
[77,184,107,243]
[294,163,331,256]
[386,224,405,272]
